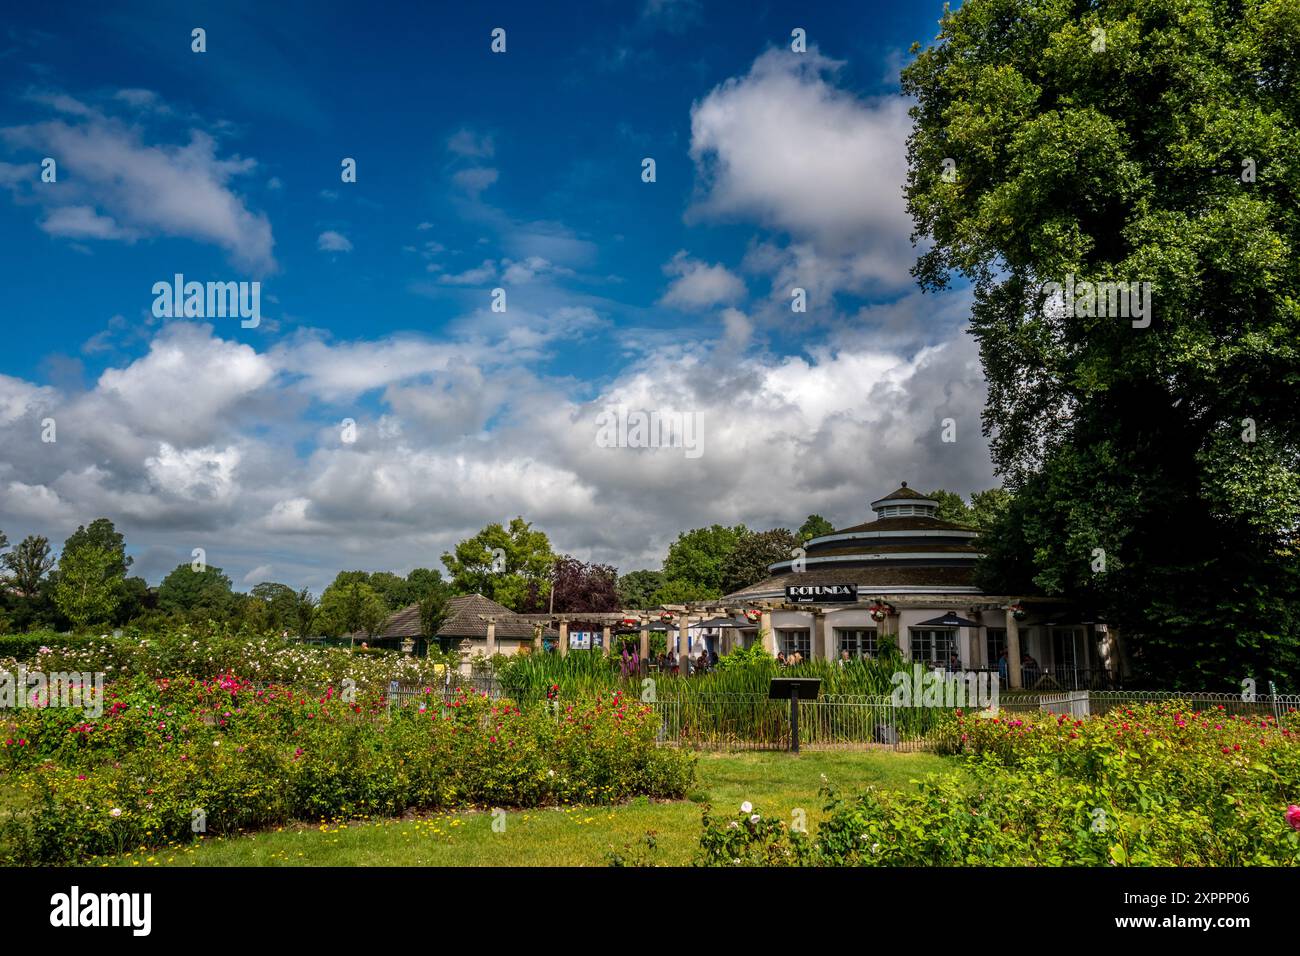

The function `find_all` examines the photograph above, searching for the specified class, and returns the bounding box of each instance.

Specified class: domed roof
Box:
[723,482,985,599]
[869,481,935,506]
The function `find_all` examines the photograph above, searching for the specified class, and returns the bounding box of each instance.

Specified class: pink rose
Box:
[1287,806,1300,831]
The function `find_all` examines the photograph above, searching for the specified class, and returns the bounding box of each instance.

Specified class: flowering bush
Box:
[0,676,694,864]
[0,626,447,692]
[696,801,813,866]
[695,702,1300,866]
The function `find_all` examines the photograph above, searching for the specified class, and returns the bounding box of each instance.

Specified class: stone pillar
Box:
[486,619,497,658]
[760,610,774,654]
[639,620,650,663]
[817,612,834,661]
[558,619,569,658]
[533,623,542,653]
[1005,606,1022,690]
[602,624,612,657]
[1111,625,1131,683]
[678,616,691,675]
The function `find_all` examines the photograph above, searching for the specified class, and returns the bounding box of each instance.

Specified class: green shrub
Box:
[694,702,1300,866]
[0,676,695,864]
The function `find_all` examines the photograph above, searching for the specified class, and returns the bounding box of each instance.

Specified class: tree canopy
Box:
[616,569,664,610]
[52,545,121,629]
[317,579,388,638]
[441,518,556,611]
[904,0,1300,686]
[797,515,835,542]
[544,556,620,613]
[720,528,800,595]
[659,524,749,599]
[158,563,237,618]
[2,534,55,597]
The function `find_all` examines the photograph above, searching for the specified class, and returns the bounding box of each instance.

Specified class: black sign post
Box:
[768,677,822,753]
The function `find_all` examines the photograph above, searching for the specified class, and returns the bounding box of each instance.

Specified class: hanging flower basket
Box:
[869,602,894,623]
[1009,602,1027,621]
[743,609,761,623]
[621,617,639,628]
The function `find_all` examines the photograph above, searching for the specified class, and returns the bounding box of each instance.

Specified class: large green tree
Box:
[2,534,55,597]
[659,524,749,599]
[317,579,388,639]
[441,518,555,611]
[52,545,121,629]
[250,582,300,632]
[61,519,131,579]
[904,0,1300,687]
[292,587,318,638]
[720,528,801,595]
[969,488,1013,531]
[158,563,237,618]
[405,567,447,605]
[926,489,974,526]
[797,515,835,542]
[616,569,664,609]
[367,571,412,610]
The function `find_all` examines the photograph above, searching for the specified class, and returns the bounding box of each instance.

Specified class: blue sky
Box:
[0,0,992,591]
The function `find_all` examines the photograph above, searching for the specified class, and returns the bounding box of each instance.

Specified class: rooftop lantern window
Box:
[869,481,939,519]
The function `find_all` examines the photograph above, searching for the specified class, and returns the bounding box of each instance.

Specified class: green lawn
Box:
[99,749,954,867]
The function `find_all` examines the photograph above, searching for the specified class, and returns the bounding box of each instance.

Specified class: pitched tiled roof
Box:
[373,604,423,638]
[363,593,553,641]
[440,593,545,639]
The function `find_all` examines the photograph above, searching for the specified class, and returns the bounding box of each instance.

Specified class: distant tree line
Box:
[0,494,1005,637]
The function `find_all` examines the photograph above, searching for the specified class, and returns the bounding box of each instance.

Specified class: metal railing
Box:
[999,689,1300,720]
[377,681,1297,751]
[962,666,1117,690]
[646,693,952,752]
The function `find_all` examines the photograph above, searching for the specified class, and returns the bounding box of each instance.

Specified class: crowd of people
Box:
[619,646,719,676]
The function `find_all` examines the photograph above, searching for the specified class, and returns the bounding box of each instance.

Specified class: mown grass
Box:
[96,749,954,867]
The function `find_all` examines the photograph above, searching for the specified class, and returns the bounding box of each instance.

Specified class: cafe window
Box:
[836,628,878,659]
[910,628,958,665]
[779,629,810,659]
[986,628,1006,667]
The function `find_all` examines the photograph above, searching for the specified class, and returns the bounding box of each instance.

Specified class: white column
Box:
[818,612,835,661]
[558,619,569,657]
[678,616,691,674]
[1005,606,1022,690]
[486,619,497,657]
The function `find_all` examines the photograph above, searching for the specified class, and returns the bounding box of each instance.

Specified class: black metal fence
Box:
[379,681,1298,753]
